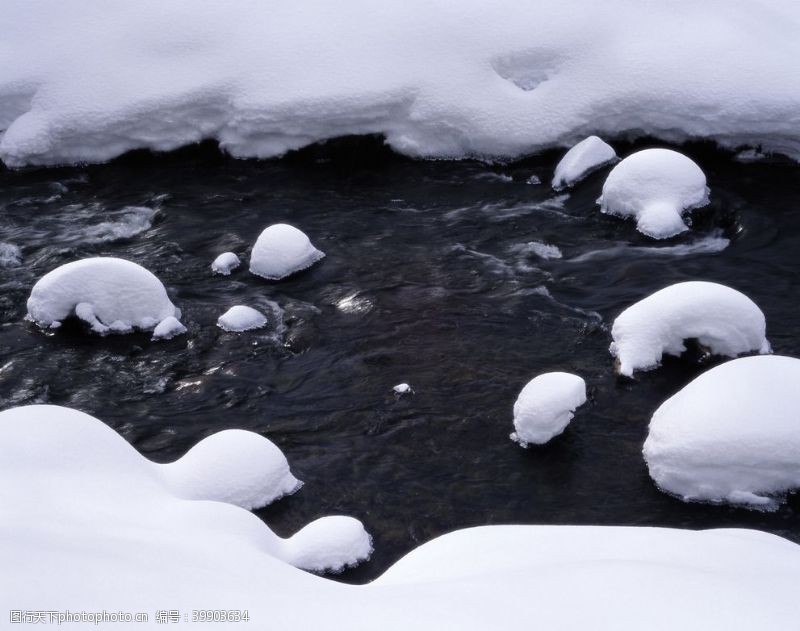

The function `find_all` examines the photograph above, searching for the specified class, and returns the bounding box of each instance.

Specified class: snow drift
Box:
[26,257,181,335]
[511,372,587,446]
[597,149,710,238]
[2,1,800,168]
[2,404,800,629]
[610,281,770,377]
[644,355,800,509]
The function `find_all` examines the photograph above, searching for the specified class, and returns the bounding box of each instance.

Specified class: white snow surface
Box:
[511,372,587,446]
[2,407,799,630]
[151,316,187,341]
[610,281,770,377]
[0,405,371,577]
[161,429,302,510]
[217,305,268,332]
[211,251,241,276]
[250,224,325,280]
[598,149,710,238]
[644,355,800,509]
[26,257,180,334]
[2,1,800,168]
[552,136,617,189]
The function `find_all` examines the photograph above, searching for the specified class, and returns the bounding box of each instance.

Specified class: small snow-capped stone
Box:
[552,136,617,190]
[160,429,302,510]
[152,316,187,341]
[597,149,710,239]
[283,516,373,573]
[644,355,800,510]
[393,383,413,395]
[610,281,770,377]
[250,224,325,280]
[211,251,241,275]
[217,305,268,332]
[511,372,586,446]
[26,257,180,335]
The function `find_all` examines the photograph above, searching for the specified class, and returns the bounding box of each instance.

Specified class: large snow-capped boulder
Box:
[644,355,800,509]
[250,224,325,280]
[552,136,617,190]
[610,281,770,377]
[597,149,710,238]
[217,305,268,332]
[26,257,181,335]
[510,372,587,446]
[2,404,800,629]
[161,429,302,510]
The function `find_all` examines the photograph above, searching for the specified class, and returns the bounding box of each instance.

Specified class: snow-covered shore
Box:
[2,0,800,167]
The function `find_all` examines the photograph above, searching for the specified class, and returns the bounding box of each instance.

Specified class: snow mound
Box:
[393,383,412,395]
[597,149,710,238]
[283,516,373,573]
[161,429,302,510]
[3,2,800,168]
[211,251,241,276]
[2,403,800,629]
[26,257,181,334]
[217,305,268,332]
[250,224,325,280]
[151,315,187,341]
[644,355,800,509]
[552,136,617,189]
[610,281,770,377]
[510,372,587,446]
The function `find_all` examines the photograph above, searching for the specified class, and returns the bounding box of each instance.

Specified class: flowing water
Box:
[1,138,798,582]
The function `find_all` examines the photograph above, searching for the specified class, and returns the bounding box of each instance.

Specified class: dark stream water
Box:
[1,138,798,583]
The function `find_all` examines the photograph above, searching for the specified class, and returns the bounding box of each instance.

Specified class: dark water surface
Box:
[1,139,799,582]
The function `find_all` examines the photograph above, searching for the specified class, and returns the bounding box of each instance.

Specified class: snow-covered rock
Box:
[552,136,617,189]
[597,149,710,238]
[2,403,799,631]
[151,316,187,341]
[161,429,302,510]
[644,355,800,510]
[250,224,325,281]
[510,372,587,446]
[0,405,371,577]
[610,281,770,377]
[211,251,241,276]
[26,257,181,335]
[393,383,412,395]
[3,2,800,168]
[217,305,268,332]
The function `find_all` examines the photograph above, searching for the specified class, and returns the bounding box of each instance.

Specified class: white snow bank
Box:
[510,372,587,446]
[644,355,800,509]
[0,242,22,267]
[250,224,325,280]
[217,305,268,332]
[3,1,800,168]
[552,136,617,190]
[0,405,370,577]
[2,404,798,631]
[151,315,186,341]
[610,281,769,377]
[161,429,301,510]
[211,251,241,276]
[598,149,710,238]
[26,257,181,334]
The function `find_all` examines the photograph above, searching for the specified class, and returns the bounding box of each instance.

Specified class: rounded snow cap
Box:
[644,355,800,509]
[26,257,180,335]
[510,372,587,446]
[217,305,268,332]
[597,148,709,238]
[249,224,325,280]
[552,136,617,190]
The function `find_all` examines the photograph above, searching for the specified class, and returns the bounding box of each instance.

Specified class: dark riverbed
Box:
[1,138,798,582]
